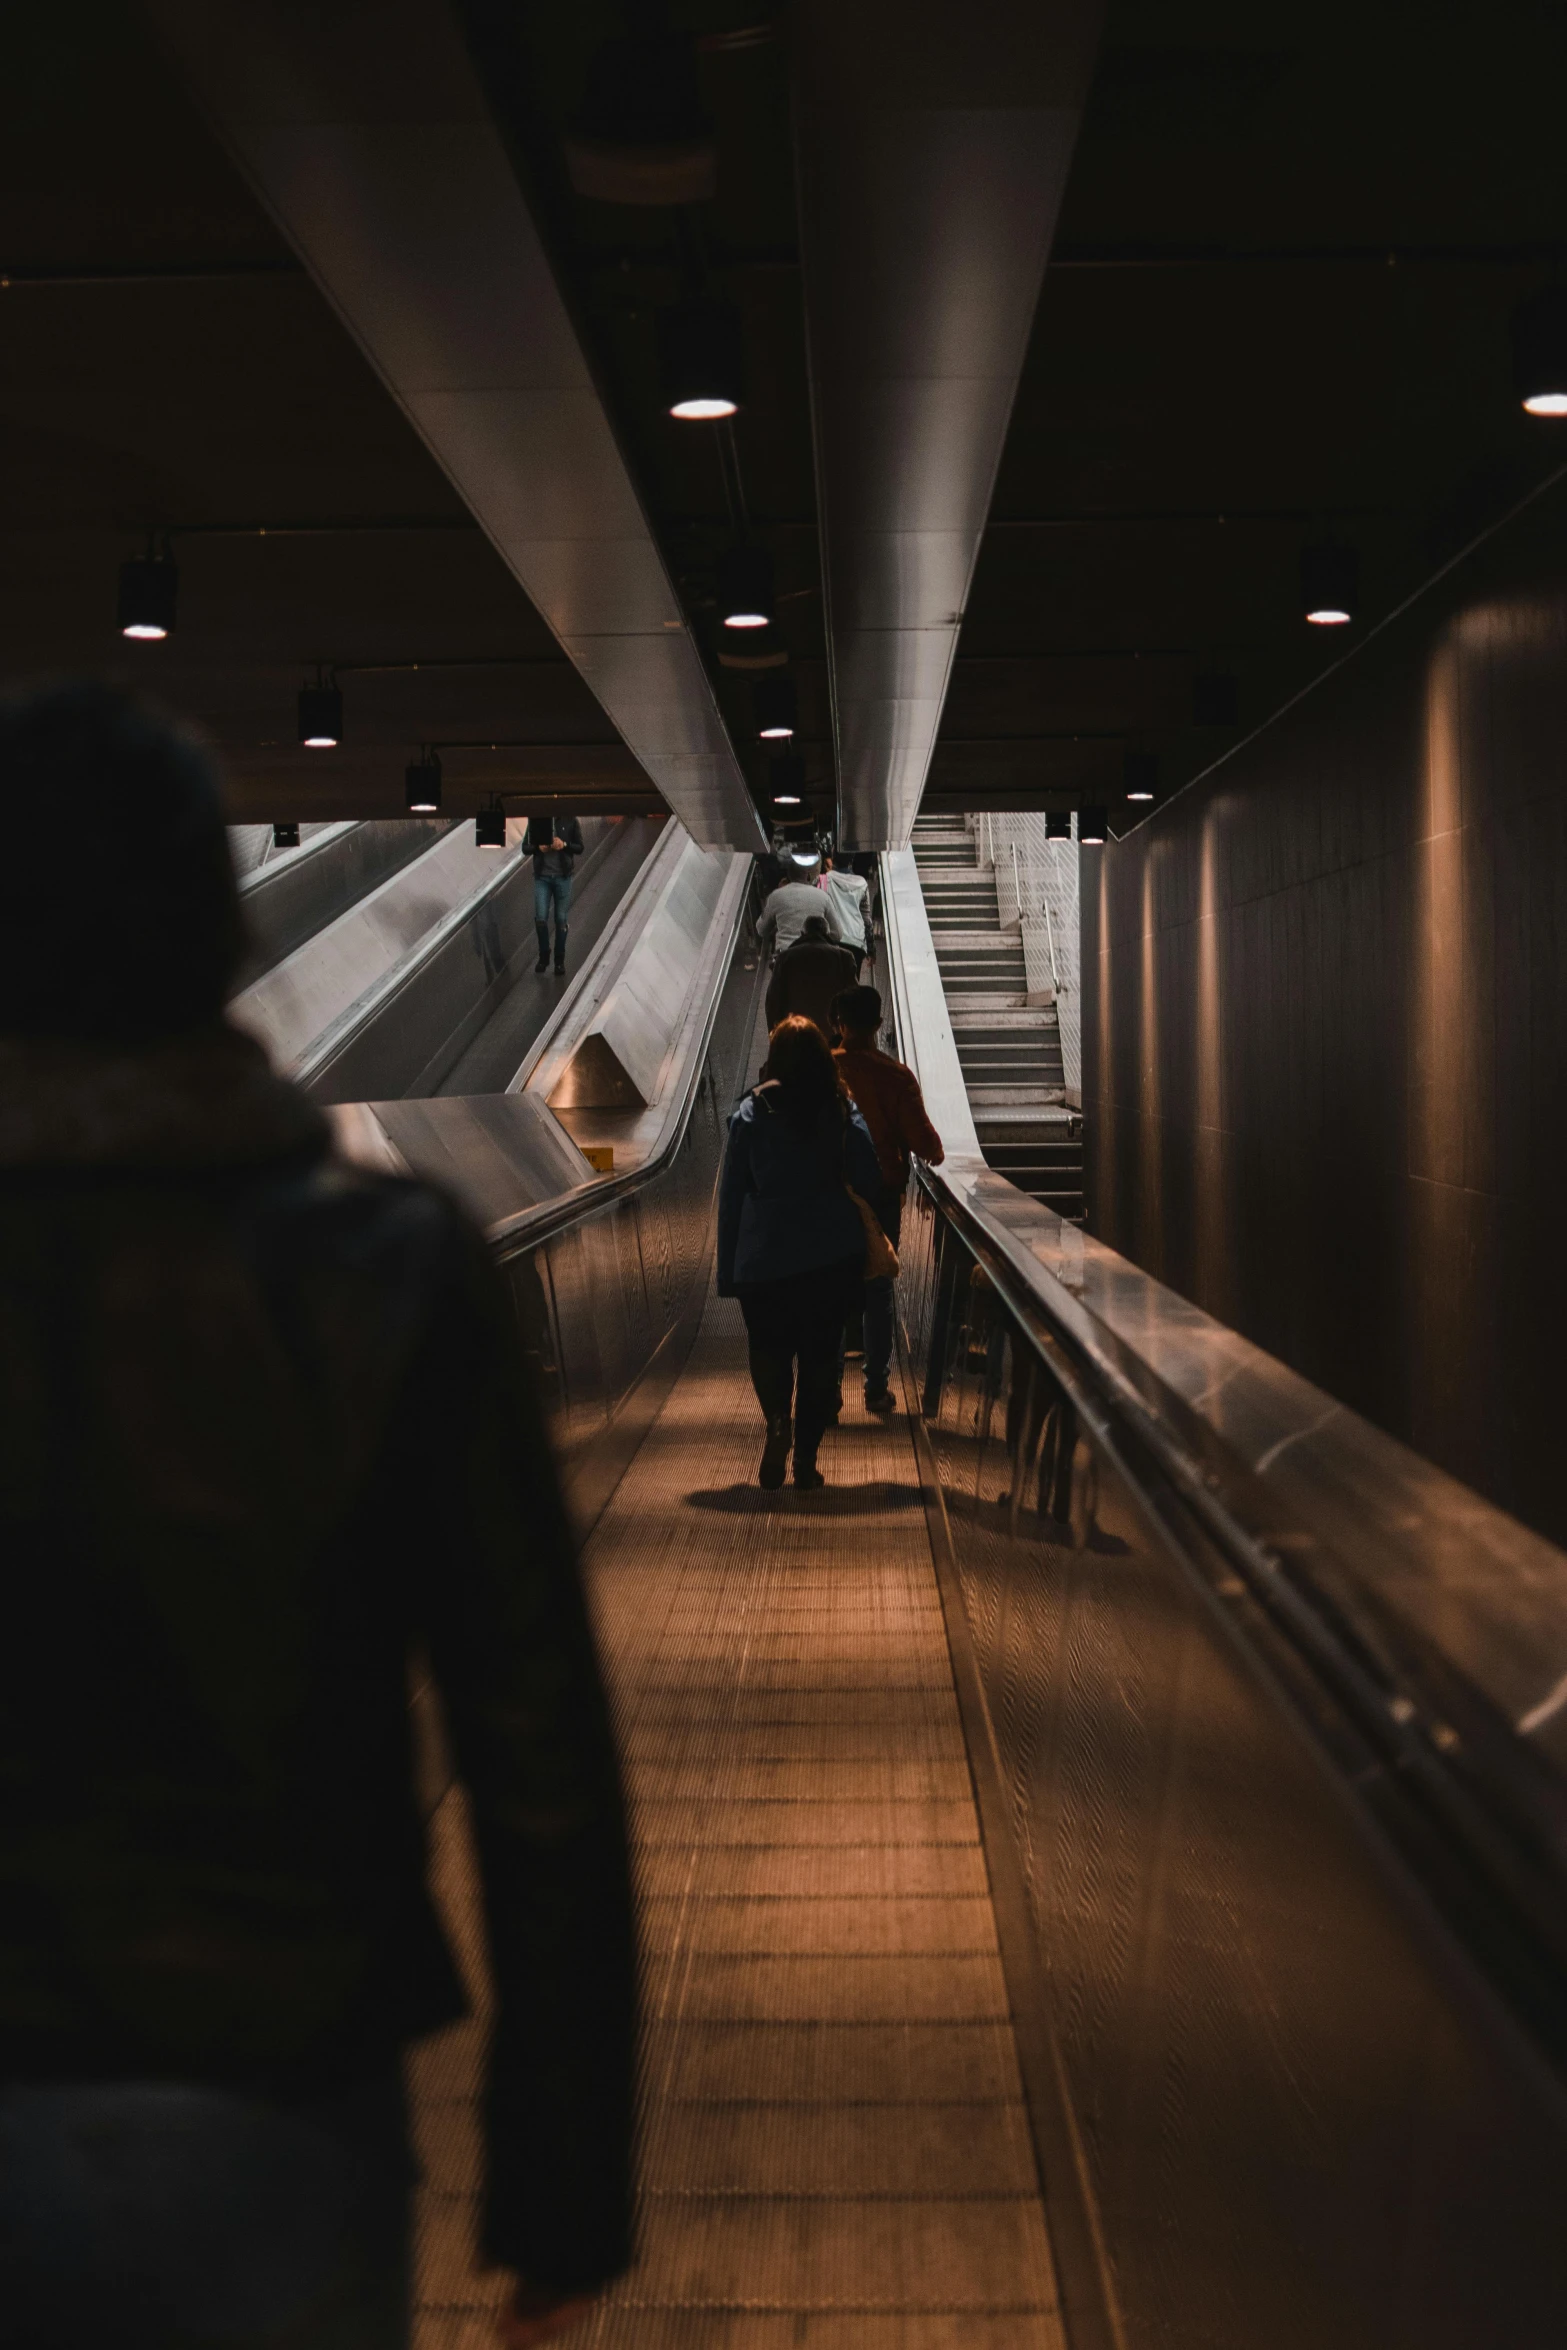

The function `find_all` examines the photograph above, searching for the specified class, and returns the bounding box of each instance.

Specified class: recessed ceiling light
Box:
[1512,285,1567,415]
[657,296,742,421]
[1078,806,1108,846]
[406,751,442,814]
[753,672,797,740]
[1124,752,1158,803]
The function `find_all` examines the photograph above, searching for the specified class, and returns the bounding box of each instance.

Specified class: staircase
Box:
[910,813,1083,1220]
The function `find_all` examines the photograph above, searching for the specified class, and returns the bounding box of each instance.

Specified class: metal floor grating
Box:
[410,1280,1063,2347]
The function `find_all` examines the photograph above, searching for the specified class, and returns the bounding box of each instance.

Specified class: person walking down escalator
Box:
[521,809,585,975]
[717,1016,887,1492]
[763,914,857,1041]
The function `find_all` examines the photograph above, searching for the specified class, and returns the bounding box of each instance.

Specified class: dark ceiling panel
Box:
[143,0,763,848]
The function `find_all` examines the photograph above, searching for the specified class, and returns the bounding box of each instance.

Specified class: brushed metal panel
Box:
[145,0,762,853]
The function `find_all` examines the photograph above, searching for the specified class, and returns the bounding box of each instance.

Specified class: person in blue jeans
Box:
[521,811,585,973]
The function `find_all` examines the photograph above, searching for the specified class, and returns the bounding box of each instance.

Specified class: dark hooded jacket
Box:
[0,1022,634,2292]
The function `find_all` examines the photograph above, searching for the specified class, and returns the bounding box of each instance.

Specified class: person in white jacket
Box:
[815,856,870,970]
[757,876,827,960]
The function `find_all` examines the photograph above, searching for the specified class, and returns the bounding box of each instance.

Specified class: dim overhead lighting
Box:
[1124,751,1158,803]
[753,672,797,740]
[1301,541,1357,627]
[657,296,742,420]
[1512,285,1567,416]
[1078,805,1108,846]
[717,543,774,631]
[475,801,507,848]
[118,547,178,641]
[1045,811,1072,840]
[405,751,442,815]
[272,822,300,850]
[298,679,342,748]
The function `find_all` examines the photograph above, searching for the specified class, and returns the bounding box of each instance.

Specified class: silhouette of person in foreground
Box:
[0,684,635,2350]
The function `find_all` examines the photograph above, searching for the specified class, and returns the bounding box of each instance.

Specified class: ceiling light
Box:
[1192,671,1238,726]
[118,549,177,641]
[1045,811,1072,840]
[298,680,342,748]
[1124,752,1158,803]
[717,543,774,631]
[1078,806,1108,846]
[657,296,742,420]
[753,673,797,740]
[405,751,442,815]
[475,803,507,848]
[772,791,802,807]
[272,822,300,850]
[790,847,818,866]
[1301,542,1357,627]
[1512,285,1567,415]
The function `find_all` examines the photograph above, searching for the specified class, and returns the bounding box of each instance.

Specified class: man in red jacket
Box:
[831,985,945,1412]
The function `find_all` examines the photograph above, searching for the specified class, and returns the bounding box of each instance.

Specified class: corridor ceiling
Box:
[1,1,1565,839]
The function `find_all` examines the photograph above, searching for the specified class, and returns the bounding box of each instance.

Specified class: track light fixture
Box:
[272,822,300,850]
[1045,812,1072,840]
[752,673,797,740]
[717,543,774,631]
[1124,752,1158,803]
[657,296,743,420]
[405,750,442,815]
[118,542,178,641]
[1512,284,1567,416]
[475,800,507,848]
[1301,542,1357,627]
[1192,670,1238,727]
[1078,806,1108,846]
[298,675,342,748]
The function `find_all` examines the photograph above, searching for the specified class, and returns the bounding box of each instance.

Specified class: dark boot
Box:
[553,922,569,975]
[759,1414,791,1490]
[534,922,551,974]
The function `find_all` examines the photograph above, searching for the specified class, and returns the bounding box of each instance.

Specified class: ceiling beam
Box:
[143,0,764,852]
[790,0,1105,850]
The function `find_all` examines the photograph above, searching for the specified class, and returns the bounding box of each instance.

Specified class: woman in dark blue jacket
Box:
[718,1016,886,1490]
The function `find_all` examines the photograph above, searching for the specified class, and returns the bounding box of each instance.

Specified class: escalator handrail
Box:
[487,867,762,1267]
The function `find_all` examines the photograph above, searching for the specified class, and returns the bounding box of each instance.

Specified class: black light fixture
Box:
[272,822,300,850]
[1192,670,1238,726]
[752,672,797,740]
[405,749,442,814]
[1301,542,1357,627]
[475,800,507,848]
[717,543,774,631]
[657,296,743,420]
[1124,751,1159,803]
[1045,811,1072,840]
[1078,806,1108,846]
[298,675,342,748]
[118,542,178,641]
[1511,284,1567,416]
[769,749,805,808]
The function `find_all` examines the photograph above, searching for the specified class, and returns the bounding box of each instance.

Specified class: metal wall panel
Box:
[896,1183,1567,2350]
[1081,472,1567,1548]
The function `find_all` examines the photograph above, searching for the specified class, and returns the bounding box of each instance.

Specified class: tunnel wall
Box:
[1081,472,1567,1545]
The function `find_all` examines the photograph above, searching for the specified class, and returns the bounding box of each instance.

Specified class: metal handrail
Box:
[489,867,764,1265]
[909,1152,1567,2069]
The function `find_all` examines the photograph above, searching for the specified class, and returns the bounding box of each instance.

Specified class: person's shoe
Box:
[759,1415,791,1490]
[865,1388,898,1415]
[553,957,567,977]
[794,1461,825,1491]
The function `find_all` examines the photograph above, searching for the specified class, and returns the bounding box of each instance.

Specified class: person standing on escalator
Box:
[521,810,585,976]
[717,1016,886,1492]
[0,686,635,2350]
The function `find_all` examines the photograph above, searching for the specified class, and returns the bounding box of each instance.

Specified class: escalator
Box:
[313,835,1567,2348]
